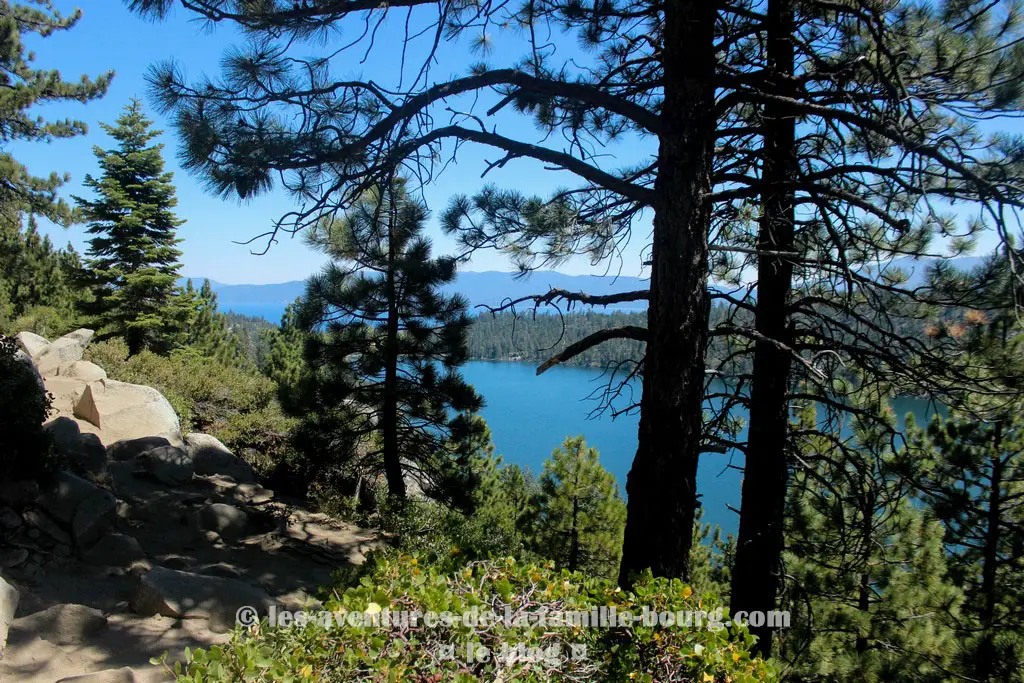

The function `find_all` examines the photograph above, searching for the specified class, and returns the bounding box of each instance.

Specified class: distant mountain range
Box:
[181,271,650,323]
[183,256,987,324]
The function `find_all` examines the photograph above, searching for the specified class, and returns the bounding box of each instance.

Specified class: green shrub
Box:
[0,336,61,481]
[85,340,279,432]
[164,556,776,682]
[8,304,81,339]
[85,338,298,480]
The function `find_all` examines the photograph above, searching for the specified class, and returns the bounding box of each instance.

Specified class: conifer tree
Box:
[129,0,1024,607]
[181,278,250,366]
[295,179,484,503]
[0,1,112,224]
[911,252,1024,681]
[0,208,82,327]
[262,298,308,412]
[782,398,963,681]
[129,0,722,585]
[723,0,1024,655]
[530,436,627,579]
[912,408,1024,681]
[76,100,190,355]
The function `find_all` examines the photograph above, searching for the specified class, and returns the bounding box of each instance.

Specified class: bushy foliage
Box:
[0,335,60,481]
[528,436,626,580]
[368,469,538,574]
[0,209,87,337]
[85,338,296,468]
[165,555,775,683]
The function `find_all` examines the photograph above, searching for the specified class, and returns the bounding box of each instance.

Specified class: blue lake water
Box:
[224,297,943,536]
[460,360,939,535]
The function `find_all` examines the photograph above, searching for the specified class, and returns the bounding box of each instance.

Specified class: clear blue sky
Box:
[14,1,652,284]
[11,2,1010,285]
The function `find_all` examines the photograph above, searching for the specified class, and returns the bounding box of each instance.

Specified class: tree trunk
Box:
[730,0,797,658]
[569,493,581,572]
[618,0,717,586]
[381,189,406,500]
[978,422,1003,681]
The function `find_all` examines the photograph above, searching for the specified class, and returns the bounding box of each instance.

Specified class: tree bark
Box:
[381,188,407,499]
[730,0,797,657]
[978,421,1003,681]
[569,492,581,572]
[618,0,717,586]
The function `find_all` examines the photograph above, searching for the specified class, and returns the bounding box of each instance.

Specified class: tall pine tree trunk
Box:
[730,0,796,657]
[618,0,717,586]
[381,190,406,500]
[978,423,1003,681]
[569,493,581,572]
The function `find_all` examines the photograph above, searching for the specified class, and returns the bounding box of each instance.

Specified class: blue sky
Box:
[11,2,1013,285]
[14,1,652,284]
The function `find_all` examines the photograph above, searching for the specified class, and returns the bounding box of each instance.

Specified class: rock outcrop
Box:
[37,472,117,550]
[131,566,272,632]
[44,418,107,478]
[14,349,45,390]
[74,380,182,445]
[0,575,17,650]
[138,445,194,486]
[185,433,258,483]
[58,360,107,383]
[35,329,95,376]
[81,534,145,567]
[196,503,249,542]
[15,603,108,645]
[1,326,383,681]
[15,331,50,357]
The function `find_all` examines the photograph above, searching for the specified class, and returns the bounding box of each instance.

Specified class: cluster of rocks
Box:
[1,329,378,682]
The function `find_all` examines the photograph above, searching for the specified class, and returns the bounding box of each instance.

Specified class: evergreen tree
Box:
[295,179,484,504]
[262,298,308,412]
[131,0,722,587]
[0,1,112,224]
[914,247,1024,681]
[182,278,250,367]
[912,408,1024,682]
[0,207,85,335]
[75,100,190,355]
[530,436,627,579]
[782,398,963,681]
[131,0,1024,612]
[440,416,540,561]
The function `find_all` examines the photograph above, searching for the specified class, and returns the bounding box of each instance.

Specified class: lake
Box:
[460,360,939,535]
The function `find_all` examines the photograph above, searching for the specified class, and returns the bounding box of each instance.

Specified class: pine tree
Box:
[181,279,250,366]
[912,408,1024,682]
[0,1,112,224]
[530,436,627,579]
[75,100,190,355]
[295,179,484,504]
[0,207,84,335]
[262,298,308,412]
[781,398,963,681]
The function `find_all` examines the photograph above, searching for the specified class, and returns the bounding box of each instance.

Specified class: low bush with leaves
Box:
[164,555,775,682]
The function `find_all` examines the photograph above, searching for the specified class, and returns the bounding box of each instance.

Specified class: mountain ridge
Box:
[184,256,986,323]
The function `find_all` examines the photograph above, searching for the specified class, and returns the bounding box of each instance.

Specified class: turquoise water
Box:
[460,360,939,535]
